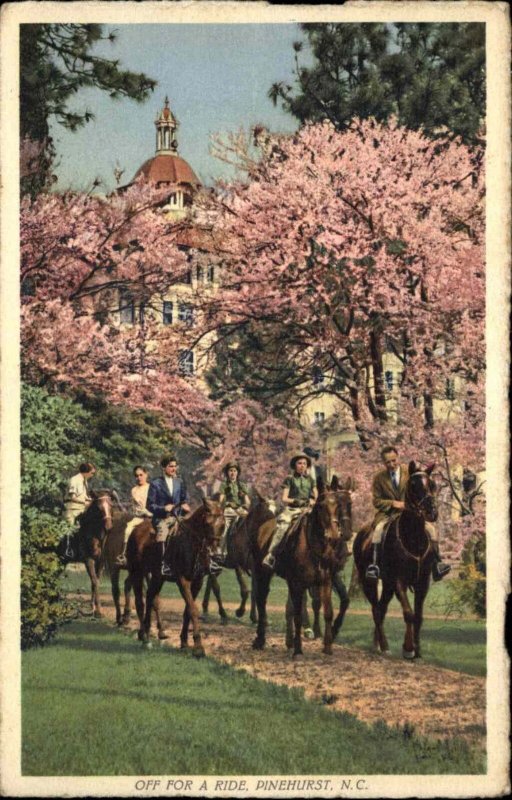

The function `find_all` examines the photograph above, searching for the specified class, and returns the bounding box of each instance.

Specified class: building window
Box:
[312,366,324,385]
[178,302,194,324]
[207,265,215,283]
[179,269,192,285]
[119,290,135,325]
[314,411,325,425]
[446,378,456,400]
[196,265,204,283]
[139,302,146,325]
[179,350,194,376]
[385,370,394,392]
[163,301,173,325]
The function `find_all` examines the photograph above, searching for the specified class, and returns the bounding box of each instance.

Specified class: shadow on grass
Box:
[422,626,486,646]
[24,680,265,713]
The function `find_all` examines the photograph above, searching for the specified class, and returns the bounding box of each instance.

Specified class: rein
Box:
[393,514,432,583]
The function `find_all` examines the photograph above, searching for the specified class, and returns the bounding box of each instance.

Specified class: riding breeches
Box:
[64,503,87,526]
[155,516,178,543]
[371,518,438,544]
[123,515,148,544]
[268,507,304,556]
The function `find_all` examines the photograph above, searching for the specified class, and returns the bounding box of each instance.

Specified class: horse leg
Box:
[285,591,294,650]
[249,572,258,624]
[85,558,102,618]
[332,572,350,640]
[235,566,249,619]
[413,582,428,658]
[142,574,162,644]
[111,566,122,626]
[396,579,415,659]
[202,575,212,615]
[153,587,169,640]
[122,574,132,625]
[375,582,393,654]
[252,568,271,650]
[320,581,335,655]
[178,577,205,657]
[211,574,228,624]
[131,569,145,640]
[311,585,322,639]
[289,583,305,657]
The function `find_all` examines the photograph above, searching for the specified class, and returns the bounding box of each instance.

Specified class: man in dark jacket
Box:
[147,455,191,577]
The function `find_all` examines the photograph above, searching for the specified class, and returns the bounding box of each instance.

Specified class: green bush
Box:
[450,532,486,618]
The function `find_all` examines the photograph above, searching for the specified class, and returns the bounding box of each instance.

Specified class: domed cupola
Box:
[132,97,201,217]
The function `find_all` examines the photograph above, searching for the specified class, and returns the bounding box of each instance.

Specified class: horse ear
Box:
[408,461,416,476]
[330,475,339,491]
[426,462,436,475]
[316,476,325,495]
[344,476,354,492]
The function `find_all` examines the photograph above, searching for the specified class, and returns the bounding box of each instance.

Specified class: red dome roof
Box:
[133,155,201,187]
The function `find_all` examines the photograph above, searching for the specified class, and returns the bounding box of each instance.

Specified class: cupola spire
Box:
[155,96,178,155]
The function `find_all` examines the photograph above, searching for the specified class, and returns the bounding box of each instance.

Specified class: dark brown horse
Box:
[251,476,352,656]
[353,461,438,659]
[201,495,276,624]
[101,511,137,627]
[57,490,114,617]
[127,498,225,656]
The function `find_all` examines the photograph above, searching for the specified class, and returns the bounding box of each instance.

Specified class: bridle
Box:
[397,471,435,578]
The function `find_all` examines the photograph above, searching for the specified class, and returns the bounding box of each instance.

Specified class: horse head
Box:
[405,461,438,523]
[200,497,225,550]
[89,489,114,532]
[334,476,353,543]
[313,476,341,543]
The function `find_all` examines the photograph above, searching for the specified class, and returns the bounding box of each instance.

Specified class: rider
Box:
[217,462,250,562]
[365,446,451,583]
[116,466,153,567]
[262,453,318,572]
[64,462,96,526]
[147,455,191,577]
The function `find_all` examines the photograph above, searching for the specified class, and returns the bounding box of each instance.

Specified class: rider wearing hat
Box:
[216,462,250,563]
[262,453,318,571]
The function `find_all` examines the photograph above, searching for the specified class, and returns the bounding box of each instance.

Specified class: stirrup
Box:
[208,554,224,576]
[432,561,451,582]
[262,553,276,571]
[365,563,380,581]
[116,554,127,566]
[161,562,176,579]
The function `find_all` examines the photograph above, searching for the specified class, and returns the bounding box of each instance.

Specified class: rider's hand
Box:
[164,504,174,513]
[393,501,405,510]
[308,499,315,507]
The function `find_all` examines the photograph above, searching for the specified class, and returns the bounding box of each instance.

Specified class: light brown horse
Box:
[127,498,225,656]
[251,476,352,656]
[57,490,114,617]
[101,511,136,627]
[353,461,438,659]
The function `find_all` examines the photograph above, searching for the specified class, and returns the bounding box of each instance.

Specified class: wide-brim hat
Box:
[290,452,312,470]
[223,461,241,477]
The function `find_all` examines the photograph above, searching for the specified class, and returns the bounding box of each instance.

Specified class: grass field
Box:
[61,565,486,677]
[22,620,485,776]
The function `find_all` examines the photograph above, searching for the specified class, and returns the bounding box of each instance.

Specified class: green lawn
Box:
[22,620,484,776]
[61,565,486,678]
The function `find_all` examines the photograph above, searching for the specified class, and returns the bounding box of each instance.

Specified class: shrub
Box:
[450,531,486,617]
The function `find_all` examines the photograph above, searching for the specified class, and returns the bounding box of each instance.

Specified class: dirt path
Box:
[82,593,486,750]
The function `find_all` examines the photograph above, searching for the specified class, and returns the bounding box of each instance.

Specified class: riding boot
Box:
[161,538,175,579]
[262,530,286,571]
[115,543,128,567]
[365,544,381,581]
[431,544,451,582]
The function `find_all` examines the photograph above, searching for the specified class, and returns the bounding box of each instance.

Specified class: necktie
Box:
[392,472,398,490]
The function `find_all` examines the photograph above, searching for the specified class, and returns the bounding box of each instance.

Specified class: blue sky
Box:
[50,24,307,192]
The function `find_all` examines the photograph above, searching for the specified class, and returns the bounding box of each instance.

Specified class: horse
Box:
[201,494,277,624]
[251,475,352,657]
[352,461,438,659]
[57,490,115,618]
[101,510,138,627]
[127,498,225,656]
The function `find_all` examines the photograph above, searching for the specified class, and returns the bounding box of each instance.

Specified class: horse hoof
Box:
[322,647,333,656]
[235,608,245,619]
[252,638,265,651]
[292,651,304,659]
[402,647,415,660]
[158,631,169,640]
[93,610,104,619]
[220,616,229,626]
[199,614,209,623]
[142,640,153,650]
[193,646,205,659]
[381,649,391,657]
[180,641,188,650]
[304,628,314,640]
